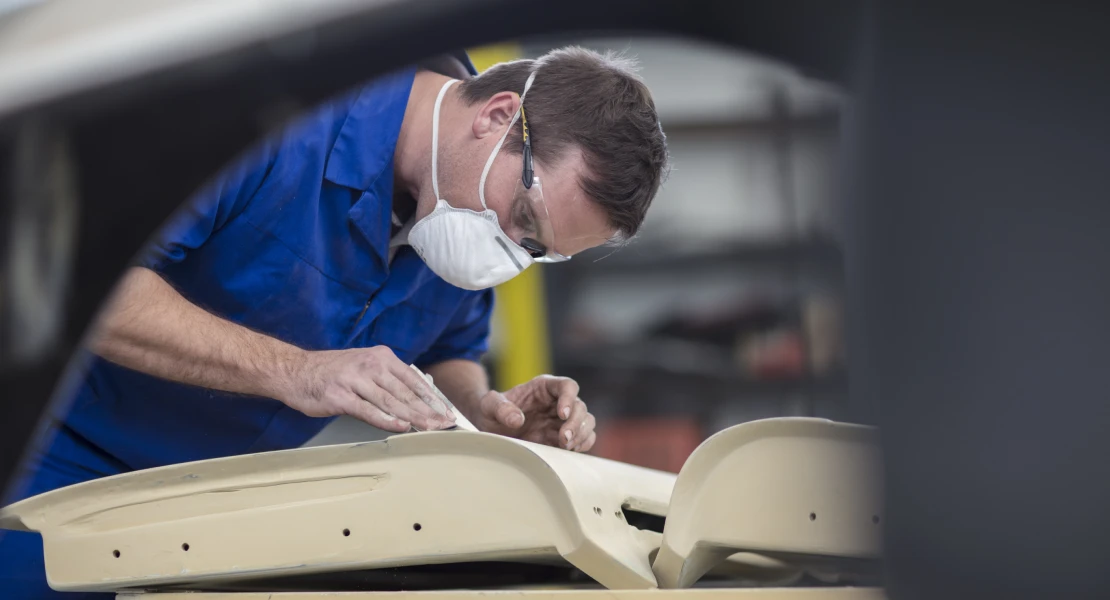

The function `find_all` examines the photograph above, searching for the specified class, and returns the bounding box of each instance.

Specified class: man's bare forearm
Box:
[424,359,489,422]
[91,267,455,431]
[90,267,303,400]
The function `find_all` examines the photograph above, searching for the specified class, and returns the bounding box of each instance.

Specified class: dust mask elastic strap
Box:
[477,72,536,209]
[430,78,458,201]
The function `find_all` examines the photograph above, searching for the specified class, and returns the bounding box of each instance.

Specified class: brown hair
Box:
[458,47,669,241]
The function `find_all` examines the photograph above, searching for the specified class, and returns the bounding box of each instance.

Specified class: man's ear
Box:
[472,91,520,140]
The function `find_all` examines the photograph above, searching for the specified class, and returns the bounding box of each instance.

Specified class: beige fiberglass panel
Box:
[654,418,883,589]
[0,431,674,592]
[117,590,887,600]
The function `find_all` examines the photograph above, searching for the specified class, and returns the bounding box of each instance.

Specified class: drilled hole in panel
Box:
[181,543,190,551]
[342,529,351,537]
[413,523,422,531]
[112,550,120,558]
[809,513,817,521]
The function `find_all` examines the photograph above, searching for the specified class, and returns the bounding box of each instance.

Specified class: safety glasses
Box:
[516,104,570,264]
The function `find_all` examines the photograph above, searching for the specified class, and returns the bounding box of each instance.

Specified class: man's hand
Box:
[281,346,456,433]
[473,375,596,452]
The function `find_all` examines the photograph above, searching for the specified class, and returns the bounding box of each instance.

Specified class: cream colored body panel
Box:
[1,418,882,595]
[0,431,673,592]
[653,418,883,588]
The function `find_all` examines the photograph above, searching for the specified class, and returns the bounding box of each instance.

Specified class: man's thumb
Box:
[482,391,525,430]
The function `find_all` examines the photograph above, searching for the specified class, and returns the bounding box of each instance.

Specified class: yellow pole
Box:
[468,44,553,391]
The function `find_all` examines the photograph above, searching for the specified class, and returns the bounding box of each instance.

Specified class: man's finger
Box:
[571,413,596,452]
[376,374,452,430]
[350,379,431,430]
[375,387,447,431]
[481,390,525,430]
[559,399,588,448]
[394,363,452,417]
[544,376,580,420]
[576,431,597,453]
[344,394,410,432]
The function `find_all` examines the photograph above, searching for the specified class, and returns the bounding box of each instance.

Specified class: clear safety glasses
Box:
[516,105,570,264]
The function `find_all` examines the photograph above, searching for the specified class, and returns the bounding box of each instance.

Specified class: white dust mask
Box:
[408,75,537,291]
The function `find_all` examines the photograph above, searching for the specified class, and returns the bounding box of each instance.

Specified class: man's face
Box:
[435,91,614,259]
[485,146,613,258]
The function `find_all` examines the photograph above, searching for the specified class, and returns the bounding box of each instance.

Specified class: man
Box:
[0,46,668,598]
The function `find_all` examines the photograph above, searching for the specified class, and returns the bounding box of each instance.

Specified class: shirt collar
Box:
[324,67,416,192]
[324,68,415,267]
[322,51,475,190]
[323,54,476,267]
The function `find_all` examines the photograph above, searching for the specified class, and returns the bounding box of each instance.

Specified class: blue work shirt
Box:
[63,66,492,471]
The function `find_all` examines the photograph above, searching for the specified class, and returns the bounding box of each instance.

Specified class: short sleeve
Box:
[414,289,494,368]
[135,138,279,272]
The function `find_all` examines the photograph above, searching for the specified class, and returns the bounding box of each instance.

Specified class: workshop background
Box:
[308,37,847,473]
